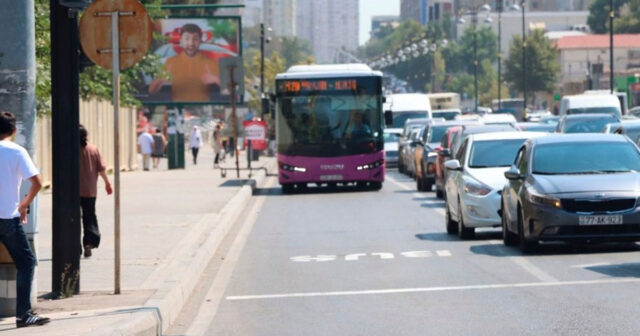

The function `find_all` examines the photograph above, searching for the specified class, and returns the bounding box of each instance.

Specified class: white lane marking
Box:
[372,252,395,259]
[387,175,446,216]
[570,262,612,269]
[387,175,412,191]
[290,255,337,262]
[226,277,640,301]
[488,240,559,282]
[436,250,452,257]
[185,179,273,336]
[401,250,433,258]
[345,253,367,261]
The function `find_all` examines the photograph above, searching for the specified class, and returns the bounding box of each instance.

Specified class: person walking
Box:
[79,125,112,258]
[189,126,203,165]
[211,124,223,168]
[0,112,50,327]
[151,127,166,169]
[138,128,154,171]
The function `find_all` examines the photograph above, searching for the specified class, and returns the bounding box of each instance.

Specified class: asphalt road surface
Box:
[168,171,640,336]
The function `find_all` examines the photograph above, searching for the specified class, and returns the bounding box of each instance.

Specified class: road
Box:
[168,170,640,336]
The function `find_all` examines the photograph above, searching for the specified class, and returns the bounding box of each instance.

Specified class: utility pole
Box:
[522,0,527,110]
[0,0,38,314]
[497,0,503,110]
[473,13,478,114]
[610,0,615,93]
[50,0,82,296]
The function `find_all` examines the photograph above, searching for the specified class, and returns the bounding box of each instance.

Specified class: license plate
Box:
[320,174,343,181]
[578,215,623,225]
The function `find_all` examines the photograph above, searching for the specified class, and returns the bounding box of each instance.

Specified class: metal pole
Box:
[473,13,478,114]
[230,66,240,178]
[111,11,121,295]
[260,23,265,97]
[610,0,614,93]
[498,5,502,110]
[522,1,527,110]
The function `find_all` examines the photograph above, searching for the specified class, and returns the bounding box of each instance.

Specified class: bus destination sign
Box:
[278,79,358,93]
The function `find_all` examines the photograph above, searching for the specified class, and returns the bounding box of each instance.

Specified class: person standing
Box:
[79,125,112,258]
[151,127,167,169]
[189,126,203,165]
[211,124,223,168]
[0,112,50,327]
[138,128,154,171]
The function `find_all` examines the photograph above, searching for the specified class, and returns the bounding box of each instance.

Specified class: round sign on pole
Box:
[79,0,152,70]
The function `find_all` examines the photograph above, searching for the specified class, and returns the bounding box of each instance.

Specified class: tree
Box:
[244,51,286,112]
[587,0,628,33]
[616,0,640,33]
[504,30,559,101]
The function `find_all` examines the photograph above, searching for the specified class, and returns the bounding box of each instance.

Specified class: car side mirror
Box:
[439,148,451,157]
[384,110,393,126]
[504,166,523,180]
[444,159,462,171]
[409,141,419,148]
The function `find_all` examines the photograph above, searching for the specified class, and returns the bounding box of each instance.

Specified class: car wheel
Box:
[424,179,433,192]
[502,202,518,246]
[517,205,538,253]
[457,199,475,239]
[369,181,382,191]
[416,177,424,191]
[445,197,458,234]
[436,188,444,198]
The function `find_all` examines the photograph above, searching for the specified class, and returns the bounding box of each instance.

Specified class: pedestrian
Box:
[211,124,223,168]
[138,128,154,171]
[0,111,50,327]
[79,125,112,258]
[189,126,203,165]
[151,127,167,169]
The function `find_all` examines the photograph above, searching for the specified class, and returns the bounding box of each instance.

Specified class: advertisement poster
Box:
[243,120,267,150]
[134,17,241,105]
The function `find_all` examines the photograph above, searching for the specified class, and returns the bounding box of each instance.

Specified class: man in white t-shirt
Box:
[0,112,49,327]
[137,129,155,171]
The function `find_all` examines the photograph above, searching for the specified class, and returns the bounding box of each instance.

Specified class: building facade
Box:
[264,0,297,38]
[296,0,359,63]
[400,0,428,25]
[242,0,263,28]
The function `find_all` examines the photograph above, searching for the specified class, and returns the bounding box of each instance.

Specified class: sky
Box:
[359,0,400,46]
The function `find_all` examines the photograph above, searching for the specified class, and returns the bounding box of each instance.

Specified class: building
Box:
[400,0,428,25]
[296,0,359,63]
[555,34,640,92]
[263,0,296,38]
[371,15,400,39]
[242,0,263,28]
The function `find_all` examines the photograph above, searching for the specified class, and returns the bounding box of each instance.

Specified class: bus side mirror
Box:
[384,110,393,126]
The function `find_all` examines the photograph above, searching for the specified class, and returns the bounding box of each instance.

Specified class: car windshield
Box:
[532,142,640,174]
[468,139,527,168]
[566,106,619,116]
[563,116,619,133]
[394,112,429,128]
[433,111,459,120]
[429,126,449,143]
[384,132,399,143]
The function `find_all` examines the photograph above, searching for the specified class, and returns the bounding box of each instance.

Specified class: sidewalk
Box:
[0,146,276,335]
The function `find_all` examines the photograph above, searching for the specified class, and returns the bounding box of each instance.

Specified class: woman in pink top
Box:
[79,125,112,257]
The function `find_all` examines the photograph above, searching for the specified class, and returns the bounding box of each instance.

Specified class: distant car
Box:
[384,128,402,167]
[435,126,464,199]
[481,113,517,127]
[404,127,423,177]
[454,114,482,122]
[602,120,640,143]
[525,109,552,122]
[555,114,620,133]
[444,132,548,238]
[516,122,556,133]
[398,118,430,174]
[433,109,462,121]
[559,94,622,119]
[540,115,560,125]
[629,106,640,117]
[501,134,640,252]
[449,124,520,159]
[476,107,493,115]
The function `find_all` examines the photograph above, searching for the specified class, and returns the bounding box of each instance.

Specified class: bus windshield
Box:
[277,93,382,157]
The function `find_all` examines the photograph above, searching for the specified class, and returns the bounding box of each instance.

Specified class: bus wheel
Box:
[281,184,294,194]
[369,182,382,191]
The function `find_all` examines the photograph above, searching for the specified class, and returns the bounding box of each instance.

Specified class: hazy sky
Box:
[359,0,400,46]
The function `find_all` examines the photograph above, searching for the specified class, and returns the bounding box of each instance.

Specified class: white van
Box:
[559,94,622,120]
[387,93,433,128]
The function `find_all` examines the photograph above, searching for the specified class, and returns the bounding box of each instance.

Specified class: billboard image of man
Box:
[149,24,221,102]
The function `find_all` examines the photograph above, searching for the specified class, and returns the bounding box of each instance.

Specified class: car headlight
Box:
[356,160,384,171]
[527,190,562,208]
[463,176,492,196]
[279,162,307,173]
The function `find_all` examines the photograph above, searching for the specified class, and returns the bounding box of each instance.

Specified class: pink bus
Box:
[275,64,386,193]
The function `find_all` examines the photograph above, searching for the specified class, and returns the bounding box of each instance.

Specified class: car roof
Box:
[563,113,619,120]
[432,120,481,127]
[469,131,548,142]
[384,128,403,134]
[461,124,518,135]
[530,133,631,145]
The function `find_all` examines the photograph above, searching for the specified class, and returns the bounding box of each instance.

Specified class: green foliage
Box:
[588,0,629,33]
[504,30,559,100]
[244,51,287,111]
[441,26,497,75]
[616,0,640,33]
[34,0,51,117]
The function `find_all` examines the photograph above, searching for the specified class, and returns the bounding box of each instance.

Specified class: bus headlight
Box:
[356,160,384,171]
[279,162,307,173]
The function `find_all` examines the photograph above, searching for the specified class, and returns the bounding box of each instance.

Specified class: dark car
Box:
[555,113,620,133]
[501,134,640,252]
[397,118,430,174]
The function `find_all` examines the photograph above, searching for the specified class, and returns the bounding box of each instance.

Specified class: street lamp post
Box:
[610,0,614,93]
[473,13,479,114]
[260,23,265,101]
[497,0,503,110]
[521,1,527,110]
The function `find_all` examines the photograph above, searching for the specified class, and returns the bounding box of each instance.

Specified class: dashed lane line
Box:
[386,175,445,216]
[226,277,640,301]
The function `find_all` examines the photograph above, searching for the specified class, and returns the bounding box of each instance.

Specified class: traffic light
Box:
[58,0,92,8]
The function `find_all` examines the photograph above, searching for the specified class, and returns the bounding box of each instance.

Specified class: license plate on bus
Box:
[578,215,623,226]
[320,174,343,181]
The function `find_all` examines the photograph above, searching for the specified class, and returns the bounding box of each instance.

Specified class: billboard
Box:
[134,17,242,105]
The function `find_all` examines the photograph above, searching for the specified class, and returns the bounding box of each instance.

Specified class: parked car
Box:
[555,114,619,133]
[501,134,640,252]
[398,118,430,173]
[433,109,462,121]
[444,132,548,238]
[384,128,402,167]
[517,122,556,133]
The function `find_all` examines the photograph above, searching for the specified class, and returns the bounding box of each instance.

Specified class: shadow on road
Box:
[219,179,250,187]
[253,185,380,196]
[415,233,458,242]
[586,262,640,278]
[471,242,640,257]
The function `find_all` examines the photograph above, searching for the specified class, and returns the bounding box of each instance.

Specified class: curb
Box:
[104,160,276,336]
